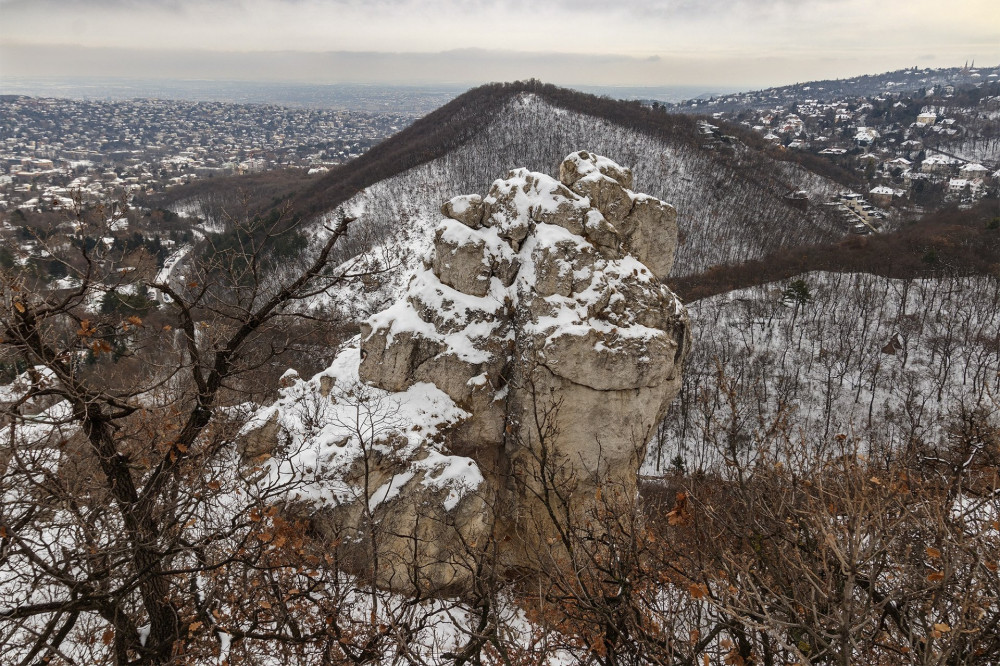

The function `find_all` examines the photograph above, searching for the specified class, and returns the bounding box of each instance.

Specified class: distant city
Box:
[0,77,728,109]
[680,64,1000,223]
[0,78,467,113]
[0,95,415,212]
[0,77,735,216]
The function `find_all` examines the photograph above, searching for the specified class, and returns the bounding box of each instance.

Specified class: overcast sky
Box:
[1,0,997,88]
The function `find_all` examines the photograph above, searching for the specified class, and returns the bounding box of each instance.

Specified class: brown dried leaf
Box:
[667,492,692,526]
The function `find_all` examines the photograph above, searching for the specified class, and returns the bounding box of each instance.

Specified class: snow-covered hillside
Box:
[648,271,1000,473]
[306,94,845,318]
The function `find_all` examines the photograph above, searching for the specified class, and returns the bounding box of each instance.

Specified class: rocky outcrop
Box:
[244,152,687,594]
[354,151,689,588]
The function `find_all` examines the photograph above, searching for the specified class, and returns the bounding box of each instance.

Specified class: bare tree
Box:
[0,194,384,663]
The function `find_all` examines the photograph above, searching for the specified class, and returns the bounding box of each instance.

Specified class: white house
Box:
[922,153,962,175]
[959,163,989,179]
[948,179,983,196]
[869,185,898,206]
[855,127,879,146]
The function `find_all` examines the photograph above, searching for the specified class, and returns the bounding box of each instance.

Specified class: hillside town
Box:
[0,96,417,298]
[680,65,1000,219]
[0,96,415,213]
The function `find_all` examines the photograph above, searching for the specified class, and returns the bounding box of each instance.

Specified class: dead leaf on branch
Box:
[667,491,692,526]
[689,583,709,599]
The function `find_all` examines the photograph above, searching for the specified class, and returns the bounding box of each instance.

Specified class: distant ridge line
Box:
[290,80,701,222]
[290,79,857,224]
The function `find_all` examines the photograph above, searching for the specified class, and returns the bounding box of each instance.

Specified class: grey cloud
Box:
[0,42,716,85]
[0,0,190,10]
[5,39,989,90]
[1,0,411,7]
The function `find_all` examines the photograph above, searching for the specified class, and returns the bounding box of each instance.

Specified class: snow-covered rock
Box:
[357,152,689,587]
[240,341,488,593]
[245,152,689,594]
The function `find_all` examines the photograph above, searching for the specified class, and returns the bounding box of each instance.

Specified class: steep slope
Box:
[670,199,1000,302]
[290,88,847,318]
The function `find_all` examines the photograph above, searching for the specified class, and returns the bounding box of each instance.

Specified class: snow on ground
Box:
[3,269,997,663]
[244,338,482,512]
[150,243,193,303]
[646,271,1000,474]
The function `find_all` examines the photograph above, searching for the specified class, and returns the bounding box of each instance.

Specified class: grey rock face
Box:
[431,220,492,297]
[440,194,485,229]
[352,152,689,588]
[620,195,680,281]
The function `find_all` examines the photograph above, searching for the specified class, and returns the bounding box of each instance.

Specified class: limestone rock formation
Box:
[247,152,688,594]
[358,151,689,583]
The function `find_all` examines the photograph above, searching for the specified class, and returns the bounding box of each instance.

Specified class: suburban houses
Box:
[672,65,1000,215]
[0,96,415,213]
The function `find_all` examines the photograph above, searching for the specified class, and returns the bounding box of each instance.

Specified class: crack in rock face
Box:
[351,151,690,591]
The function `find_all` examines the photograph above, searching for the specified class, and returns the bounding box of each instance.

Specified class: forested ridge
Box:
[673,200,1000,301]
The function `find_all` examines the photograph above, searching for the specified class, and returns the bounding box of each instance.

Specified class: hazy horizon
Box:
[1,0,997,90]
[0,74,740,109]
